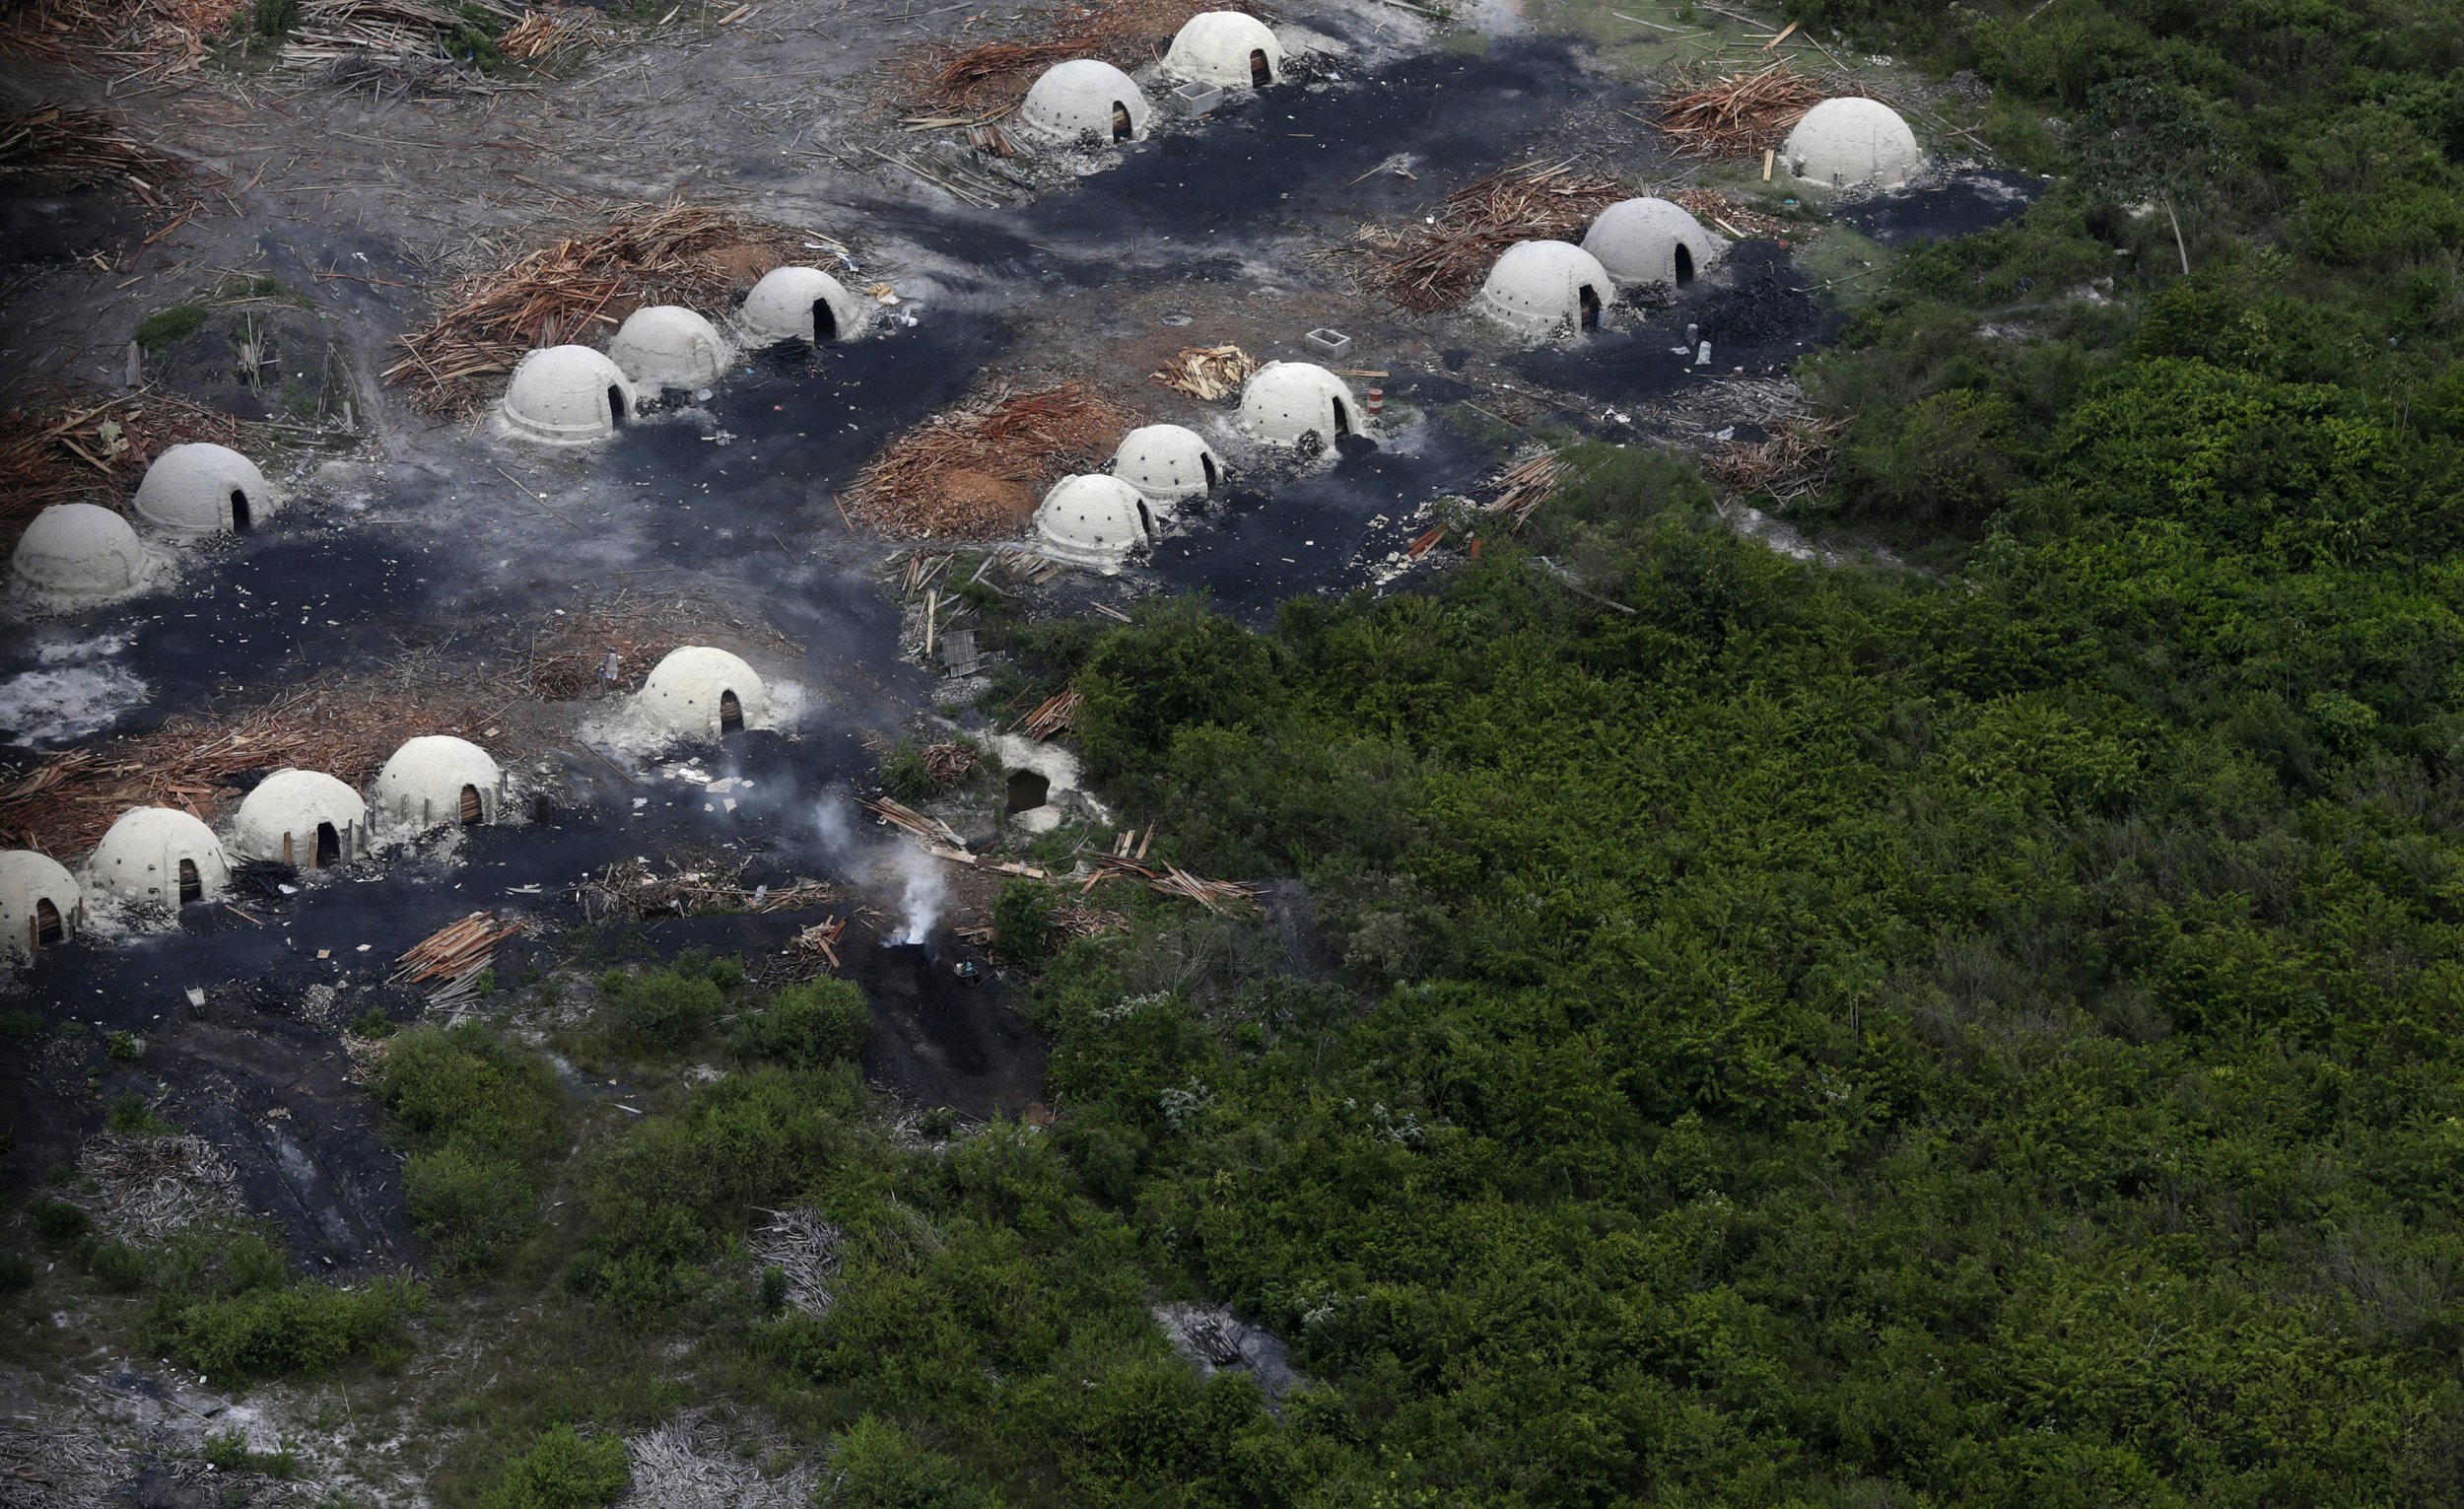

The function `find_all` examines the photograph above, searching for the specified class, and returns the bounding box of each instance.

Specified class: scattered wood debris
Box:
[1077,848,1264,913]
[898,0,1255,113]
[1,388,249,552]
[385,199,808,414]
[793,916,847,967]
[574,857,839,924]
[78,1130,240,1243]
[0,103,190,202]
[748,1208,844,1318]
[1706,415,1841,504]
[1148,344,1258,401]
[1015,688,1082,740]
[277,0,556,97]
[392,912,527,1005]
[1658,63,1829,159]
[846,383,1131,539]
[1671,187,1792,239]
[623,1412,820,1509]
[922,741,980,785]
[1483,447,1566,528]
[860,795,968,850]
[1350,161,1625,313]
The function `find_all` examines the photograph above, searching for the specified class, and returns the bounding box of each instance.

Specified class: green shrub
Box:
[0,1009,44,1039]
[106,1093,171,1135]
[730,979,871,1066]
[479,1424,629,1509]
[163,1275,425,1377]
[989,882,1054,968]
[370,1025,565,1162]
[0,1252,35,1293]
[595,966,724,1054]
[29,1198,89,1242]
[348,1006,395,1039]
[829,1415,1002,1509]
[880,739,936,804]
[104,1031,142,1063]
[250,0,297,36]
[87,1238,148,1293]
[204,1427,298,1477]
[403,1145,539,1277]
[134,304,208,351]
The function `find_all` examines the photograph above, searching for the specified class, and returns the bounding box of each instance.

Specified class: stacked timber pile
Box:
[1149,345,1257,401]
[1658,63,1827,158]
[392,912,529,1005]
[899,0,1256,113]
[845,384,1131,539]
[1014,688,1081,740]
[1352,161,1624,313]
[386,200,807,414]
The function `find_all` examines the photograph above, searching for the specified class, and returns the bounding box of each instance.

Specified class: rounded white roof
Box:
[608,306,731,390]
[372,735,503,829]
[1783,97,1923,188]
[1111,424,1220,504]
[0,850,81,957]
[740,266,867,345]
[88,806,229,907]
[133,443,275,537]
[231,770,368,864]
[1582,198,1718,287]
[639,646,768,737]
[1237,361,1358,447]
[1034,474,1156,572]
[1021,59,1151,146]
[1472,240,1614,339]
[1164,12,1282,88]
[503,345,635,445]
[11,504,149,599]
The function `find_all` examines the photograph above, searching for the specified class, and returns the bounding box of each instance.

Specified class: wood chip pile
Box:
[0,0,247,71]
[1149,344,1257,401]
[1706,416,1841,504]
[846,383,1132,539]
[1,388,246,551]
[1352,161,1625,313]
[899,0,1256,113]
[1658,63,1828,158]
[0,669,515,857]
[0,104,188,199]
[386,200,805,414]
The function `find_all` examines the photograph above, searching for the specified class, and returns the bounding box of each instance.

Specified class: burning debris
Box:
[897,0,1255,114]
[385,200,811,414]
[1149,344,1258,401]
[846,384,1132,540]
[1351,161,1626,313]
[1657,63,1830,160]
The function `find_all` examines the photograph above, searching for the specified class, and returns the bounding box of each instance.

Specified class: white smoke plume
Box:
[810,791,948,945]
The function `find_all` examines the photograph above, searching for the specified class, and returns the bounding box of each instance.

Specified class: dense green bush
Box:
[372,1024,570,1277]
[86,1237,147,1293]
[595,962,729,1053]
[730,979,871,1067]
[479,1424,629,1509]
[28,1198,88,1242]
[988,881,1054,968]
[828,1416,1004,1509]
[162,1274,424,1377]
